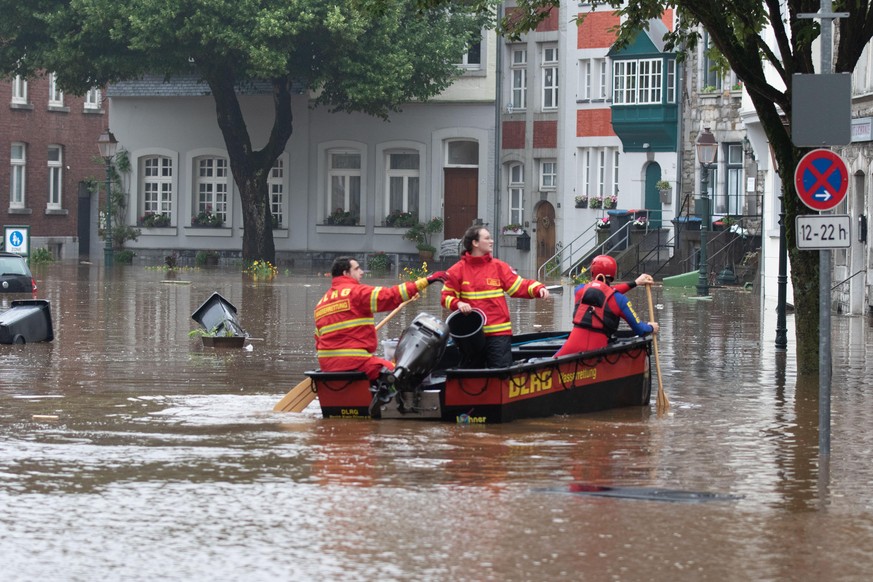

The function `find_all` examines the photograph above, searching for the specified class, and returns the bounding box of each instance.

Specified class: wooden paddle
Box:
[645,283,669,411]
[272,295,418,413]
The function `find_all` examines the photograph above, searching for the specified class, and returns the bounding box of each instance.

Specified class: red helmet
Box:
[590,255,617,280]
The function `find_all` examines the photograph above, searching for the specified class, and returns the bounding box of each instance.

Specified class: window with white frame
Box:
[511,48,527,110]
[612,60,637,104]
[637,59,662,104]
[11,75,27,104]
[613,150,620,195]
[142,156,173,218]
[84,87,101,110]
[47,145,62,209]
[582,58,608,100]
[579,150,590,197]
[459,33,482,68]
[48,73,63,107]
[582,60,592,100]
[542,46,558,110]
[269,159,284,228]
[509,164,524,226]
[327,151,361,223]
[723,144,743,216]
[196,157,228,224]
[540,160,556,190]
[386,152,420,220]
[597,150,606,197]
[10,143,26,208]
[598,58,608,99]
[666,60,676,103]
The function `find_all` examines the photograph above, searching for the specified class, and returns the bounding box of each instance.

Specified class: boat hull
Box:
[305,332,652,423]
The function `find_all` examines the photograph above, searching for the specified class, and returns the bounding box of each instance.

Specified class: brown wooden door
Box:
[535,202,556,273]
[444,168,478,239]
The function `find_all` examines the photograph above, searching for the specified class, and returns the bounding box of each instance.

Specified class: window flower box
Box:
[140,212,171,228]
[191,208,224,228]
[574,196,588,209]
[501,224,524,236]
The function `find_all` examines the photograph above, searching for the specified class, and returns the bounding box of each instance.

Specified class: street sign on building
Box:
[796,214,851,249]
[4,225,30,257]
[794,149,849,211]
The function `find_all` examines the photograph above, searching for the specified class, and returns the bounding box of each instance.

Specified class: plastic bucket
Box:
[382,338,399,361]
[446,309,486,362]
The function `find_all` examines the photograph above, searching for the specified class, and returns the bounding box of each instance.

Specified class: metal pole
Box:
[696,165,710,296]
[819,0,834,458]
[775,195,788,349]
[104,158,114,267]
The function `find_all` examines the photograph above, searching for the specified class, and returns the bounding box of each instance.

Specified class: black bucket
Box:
[446,309,486,364]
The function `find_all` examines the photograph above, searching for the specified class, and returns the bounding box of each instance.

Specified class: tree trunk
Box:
[205,72,294,264]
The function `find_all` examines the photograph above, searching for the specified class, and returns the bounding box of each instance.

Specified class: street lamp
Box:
[97,128,118,267]
[696,127,718,296]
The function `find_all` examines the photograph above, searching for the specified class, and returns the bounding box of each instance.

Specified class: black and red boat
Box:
[305,312,653,424]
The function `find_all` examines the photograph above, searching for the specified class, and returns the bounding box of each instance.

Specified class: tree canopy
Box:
[0,0,487,262]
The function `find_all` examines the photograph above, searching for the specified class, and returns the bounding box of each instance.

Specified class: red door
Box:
[444,168,478,239]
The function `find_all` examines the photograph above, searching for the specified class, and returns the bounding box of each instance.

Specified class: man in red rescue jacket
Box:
[315,257,445,380]
[441,225,550,368]
[554,255,658,357]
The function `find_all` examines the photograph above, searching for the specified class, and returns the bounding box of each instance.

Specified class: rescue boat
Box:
[304,312,653,423]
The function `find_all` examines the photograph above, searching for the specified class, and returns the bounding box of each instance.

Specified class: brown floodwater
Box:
[2,264,873,581]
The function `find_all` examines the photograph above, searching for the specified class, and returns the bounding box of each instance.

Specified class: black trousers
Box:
[460,334,512,369]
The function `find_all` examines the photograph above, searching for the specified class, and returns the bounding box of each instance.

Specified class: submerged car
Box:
[0,252,37,296]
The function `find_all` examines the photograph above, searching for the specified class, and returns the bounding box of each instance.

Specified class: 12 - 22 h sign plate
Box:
[795,214,851,249]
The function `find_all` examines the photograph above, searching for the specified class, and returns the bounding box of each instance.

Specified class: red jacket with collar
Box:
[441,253,545,336]
[315,275,426,371]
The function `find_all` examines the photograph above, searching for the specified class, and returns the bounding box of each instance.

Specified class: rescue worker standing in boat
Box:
[554,255,658,358]
[442,225,550,368]
[315,256,445,380]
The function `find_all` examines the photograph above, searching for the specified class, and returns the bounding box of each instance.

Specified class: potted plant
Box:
[603,194,618,209]
[574,195,588,209]
[656,180,672,204]
[325,207,358,226]
[501,223,524,236]
[595,216,611,230]
[589,197,603,209]
[140,212,171,228]
[632,216,648,230]
[195,250,220,267]
[191,207,224,227]
[385,210,417,228]
[403,217,444,260]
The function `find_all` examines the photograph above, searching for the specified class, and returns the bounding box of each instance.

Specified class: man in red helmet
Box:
[554,255,658,357]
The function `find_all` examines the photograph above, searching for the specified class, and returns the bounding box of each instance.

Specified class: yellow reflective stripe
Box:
[414,278,428,293]
[317,348,372,358]
[484,322,512,333]
[443,296,455,309]
[460,289,505,300]
[528,283,543,297]
[318,317,375,336]
[506,275,523,295]
[370,288,382,312]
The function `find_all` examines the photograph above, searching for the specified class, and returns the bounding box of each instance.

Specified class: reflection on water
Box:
[2,265,873,580]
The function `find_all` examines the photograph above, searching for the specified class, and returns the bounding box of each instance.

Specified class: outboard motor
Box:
[370,312,449,415]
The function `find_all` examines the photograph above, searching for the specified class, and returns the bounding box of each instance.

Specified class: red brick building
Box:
[1,74,106,260]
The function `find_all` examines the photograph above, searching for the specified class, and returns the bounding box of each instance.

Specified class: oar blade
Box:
[273,378,316,413]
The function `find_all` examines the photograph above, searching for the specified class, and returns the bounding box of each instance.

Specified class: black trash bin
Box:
[191,292,246,336]
[0,300,54,344]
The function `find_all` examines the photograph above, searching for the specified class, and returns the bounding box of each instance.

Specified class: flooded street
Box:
[3,264,873,581]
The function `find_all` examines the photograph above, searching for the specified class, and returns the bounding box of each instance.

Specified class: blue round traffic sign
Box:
[794,149,848,211]
[9,231,23,247]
